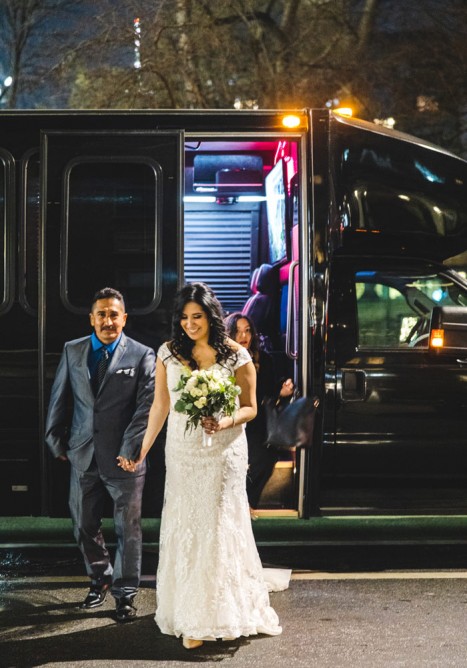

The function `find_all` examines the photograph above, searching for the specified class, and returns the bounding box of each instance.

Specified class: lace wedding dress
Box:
[155,342,284,641]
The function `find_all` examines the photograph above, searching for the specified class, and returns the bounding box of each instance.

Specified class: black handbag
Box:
[263,395,319,450]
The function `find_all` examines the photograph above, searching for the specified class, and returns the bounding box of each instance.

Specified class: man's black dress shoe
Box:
[115,596,137,623]
[80,584,110,609]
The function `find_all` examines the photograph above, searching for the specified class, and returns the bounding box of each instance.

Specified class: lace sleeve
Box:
[157,342,172,367]
[232,345,253,371]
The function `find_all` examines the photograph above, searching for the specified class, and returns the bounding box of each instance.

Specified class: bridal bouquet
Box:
[174,367,241,446]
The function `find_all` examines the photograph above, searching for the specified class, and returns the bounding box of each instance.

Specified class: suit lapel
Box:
[97,333,127,394]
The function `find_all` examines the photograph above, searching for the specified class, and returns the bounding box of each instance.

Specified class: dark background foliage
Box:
[1,0,466,156]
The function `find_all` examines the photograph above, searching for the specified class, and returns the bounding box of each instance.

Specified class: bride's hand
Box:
[201,416,220,434]
[117,453,146,472]
[201,416,234,433]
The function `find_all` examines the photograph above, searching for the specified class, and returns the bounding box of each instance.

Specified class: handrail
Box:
[286,260,299,359]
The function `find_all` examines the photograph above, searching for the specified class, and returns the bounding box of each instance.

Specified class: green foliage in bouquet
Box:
[174,367,241,434]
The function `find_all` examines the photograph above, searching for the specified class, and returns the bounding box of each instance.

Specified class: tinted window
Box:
[356,269,467,349]
[335,123,467,263]
[351,185,466,237]
[0,160,4,307]
[64,159,160,313]
[0,149,15,315]
[23,152,40,312]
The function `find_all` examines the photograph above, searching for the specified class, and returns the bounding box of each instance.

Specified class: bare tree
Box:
[64,0,341,110]
[0,0,88,108]
[4,0,465,154]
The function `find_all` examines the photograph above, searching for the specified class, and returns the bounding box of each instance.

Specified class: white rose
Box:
[194,396,207,408]
[185,377,197,390]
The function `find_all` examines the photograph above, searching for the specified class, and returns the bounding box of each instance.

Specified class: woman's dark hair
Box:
[170,282,235,369]
[224,312,260,370]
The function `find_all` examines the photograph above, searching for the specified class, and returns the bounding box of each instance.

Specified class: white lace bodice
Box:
[158,340,251,405]
[158,341,251,456]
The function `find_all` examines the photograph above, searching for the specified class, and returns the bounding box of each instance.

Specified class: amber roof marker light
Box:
[333,107,353,117]
[281,114,302,129]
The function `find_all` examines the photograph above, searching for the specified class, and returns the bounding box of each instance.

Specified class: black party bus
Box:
[0,108,466,521]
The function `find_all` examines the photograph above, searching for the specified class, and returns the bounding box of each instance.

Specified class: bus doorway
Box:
[182,135,306,517]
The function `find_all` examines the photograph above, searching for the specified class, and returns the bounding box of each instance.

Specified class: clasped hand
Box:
[201,416,220,434]
[201,414,234,433]
[118,416,231,473]
[117,455,141,472]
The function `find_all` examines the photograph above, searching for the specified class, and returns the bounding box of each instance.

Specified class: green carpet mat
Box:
[1,515,467,547]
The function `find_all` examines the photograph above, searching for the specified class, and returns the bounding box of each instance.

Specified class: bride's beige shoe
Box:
[249,507,259,521]
[182,637,204,650]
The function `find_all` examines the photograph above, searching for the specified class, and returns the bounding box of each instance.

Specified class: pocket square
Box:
[116,368,136,377]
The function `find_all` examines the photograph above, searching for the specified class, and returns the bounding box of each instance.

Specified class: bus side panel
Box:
[0,140,41,515]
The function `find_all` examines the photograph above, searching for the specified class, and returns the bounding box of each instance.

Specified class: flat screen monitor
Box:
[265,159,288,264]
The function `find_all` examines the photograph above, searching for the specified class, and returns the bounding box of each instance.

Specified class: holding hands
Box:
[117,454,144,473]
[116,410,236,473]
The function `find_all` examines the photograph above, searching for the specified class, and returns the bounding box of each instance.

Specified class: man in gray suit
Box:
[45,287,155,623]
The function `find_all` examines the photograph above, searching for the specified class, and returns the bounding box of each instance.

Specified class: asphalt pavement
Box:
[2,547,467,668]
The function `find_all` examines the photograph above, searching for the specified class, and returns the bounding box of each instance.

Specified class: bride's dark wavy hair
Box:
[169,282,235,369]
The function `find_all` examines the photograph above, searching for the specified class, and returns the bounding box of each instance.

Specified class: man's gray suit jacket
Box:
[45,332,155,479]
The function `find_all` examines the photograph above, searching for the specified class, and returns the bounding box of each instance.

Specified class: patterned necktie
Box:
[95,348,109,392]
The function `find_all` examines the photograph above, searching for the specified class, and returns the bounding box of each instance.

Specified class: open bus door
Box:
[181,130,310,518]
[39,129,183,516]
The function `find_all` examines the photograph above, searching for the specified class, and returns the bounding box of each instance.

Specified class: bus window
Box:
[22,151,40,313]
[355,269,467,349]
[0,159,5,309]
[356,281,415,348]
[0,148,14,315]
[62,158,161,313]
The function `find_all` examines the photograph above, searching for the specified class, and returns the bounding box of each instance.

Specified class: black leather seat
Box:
[242,264,277,337]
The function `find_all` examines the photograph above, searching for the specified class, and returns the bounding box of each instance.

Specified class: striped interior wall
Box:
[184,209,254,313]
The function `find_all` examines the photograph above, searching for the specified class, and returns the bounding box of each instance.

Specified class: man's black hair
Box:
[91,287,125,311]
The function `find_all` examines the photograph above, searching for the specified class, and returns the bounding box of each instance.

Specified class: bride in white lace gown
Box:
[119,283,283,649]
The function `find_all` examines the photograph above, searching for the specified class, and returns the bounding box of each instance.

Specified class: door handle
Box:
[341,370,366,401]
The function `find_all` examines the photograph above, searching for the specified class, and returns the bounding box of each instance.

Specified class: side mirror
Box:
[429,306,467,354]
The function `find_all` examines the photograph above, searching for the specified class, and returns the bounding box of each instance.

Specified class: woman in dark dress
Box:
[225,313,293,512]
